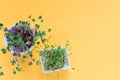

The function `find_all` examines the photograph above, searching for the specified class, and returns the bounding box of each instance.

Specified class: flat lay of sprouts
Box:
[0,15,71,76]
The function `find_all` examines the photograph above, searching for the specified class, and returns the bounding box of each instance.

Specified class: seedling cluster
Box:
[40,46,69,72]
[0,15,70,76]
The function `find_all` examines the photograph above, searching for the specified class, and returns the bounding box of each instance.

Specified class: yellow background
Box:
[0,0,120,80]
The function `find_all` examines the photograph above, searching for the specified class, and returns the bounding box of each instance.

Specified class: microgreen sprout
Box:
[40,46,69,71]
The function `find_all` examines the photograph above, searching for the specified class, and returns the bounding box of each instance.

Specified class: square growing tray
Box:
[40,46,70,73]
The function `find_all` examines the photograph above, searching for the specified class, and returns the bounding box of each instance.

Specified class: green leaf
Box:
[35,31,40,38]
[28,36,32,39]
[27,51,32,57]
[22,55,27,62]
[42,31,46,36]
[48,28,51,32]
[36,60,40,65]
[18,53,21,57]
[41,19,44,22]
[28,15,31,18]
[0,23,3,30]
[0,72,4,76]
[16,67,24,72]
[19,43,24,49]
[37,42,40,45]
[24,25,30,31]
[13,53,18,56]
[32,37,38,46]
[38,16,42,19]
[28,62,32,65]
[16,67,19,71]
[8,44,14,49]
[39,51,44,56]
[19,21,22,23]
[10,60,16,65]
[41,38,47,43]
[23,55,26,58]
[13,70,16,74]
[22,21,26,24]
[15,23,18,25]
[32,18,35,22]
[26,41,31,45]
[0,23,3,26]
[1,48,7,54]
[4,28,8,32]
[39,31,46,38]
[35,24,40,29]
[19,69,24,72]
[16,25,20,29]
